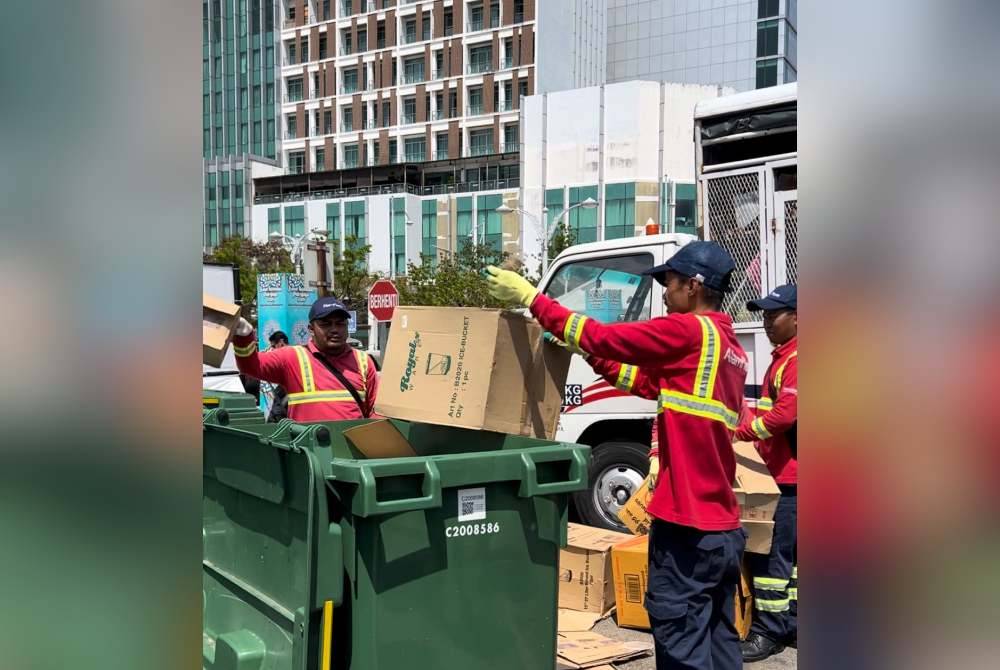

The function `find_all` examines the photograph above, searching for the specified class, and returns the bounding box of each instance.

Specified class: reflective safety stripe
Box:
[788,588,798,601]
[753,576,790,590]
[791,566,797,580]
[320,600,333,670]
[615,364,638,392]
[354,349,368,382]
[757,397,774,411]
[659,390,740,430]
[233,341,257,357]
[287,390,360,406]
[693,315,721,398]
[755,598,790,612]
[775,351,798,390]
[293,346,317,393]
[562,313,589,352]
[751,416,772,440]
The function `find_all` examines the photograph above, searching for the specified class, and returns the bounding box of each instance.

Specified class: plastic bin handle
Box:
[517,448,589,498]
[347,459,443,517]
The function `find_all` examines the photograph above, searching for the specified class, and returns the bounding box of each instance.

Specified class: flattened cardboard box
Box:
[618,441,781,549]
[559,523,634,614]
[556,632,653,669]
[375,307,571,438]
[203,293,241,367]
[611,535,755,637]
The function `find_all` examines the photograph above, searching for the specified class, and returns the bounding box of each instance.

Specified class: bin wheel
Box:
[573,441,649,532]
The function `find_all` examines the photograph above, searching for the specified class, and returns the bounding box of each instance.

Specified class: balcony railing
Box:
[340,84,359,94]
[431,109,447,120]
[401,112,417,124]
[499,99,514,112]
[404,31,418,44]
[513,12,524,23]
[403,70,426,84]
[363,118,376,129]
[340,46,354,56]
[342,122,354,132]
[503,141,518,152]
[502,55,513,69]
[342,157,359,168]
[467,104,484,116]
[285,131,299,139]
[467,61,493,75]
[436,148,450,160]
[468,18,484,31]
[404,151,426,162]
[254,177,521,204]
[284,92,305,103]
[468,144,493,157]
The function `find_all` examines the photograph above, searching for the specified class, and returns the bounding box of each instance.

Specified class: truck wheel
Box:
[573,441,649,532]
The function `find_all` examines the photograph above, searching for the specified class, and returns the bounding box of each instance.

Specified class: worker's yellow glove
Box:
[486,266,539,306]
[647,457,659,492]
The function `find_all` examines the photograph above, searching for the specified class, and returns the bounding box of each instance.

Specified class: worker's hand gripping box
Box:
[617,441,780,554]
[559,523,634,614]
[375,307,572,438]
[203,293,242,367]
[611,536,755,639]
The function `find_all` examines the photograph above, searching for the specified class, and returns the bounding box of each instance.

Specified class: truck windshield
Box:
[543,253,654,323]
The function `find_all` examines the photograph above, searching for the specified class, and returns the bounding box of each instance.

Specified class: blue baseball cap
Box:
[644,240,736,291]
[308,297,351,321]
[747,284,797,311]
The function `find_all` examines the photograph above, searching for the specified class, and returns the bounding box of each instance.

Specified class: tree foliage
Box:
[330,236,379,319]
[543,219,578,277]
[203,237,294,320]
[395,241,531,309]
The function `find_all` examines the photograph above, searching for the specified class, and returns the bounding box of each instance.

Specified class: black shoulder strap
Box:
[310,350,369,418]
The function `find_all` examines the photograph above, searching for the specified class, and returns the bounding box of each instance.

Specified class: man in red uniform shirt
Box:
[231,297,379,422]
[488,241,749,670]
[734,284,797,662]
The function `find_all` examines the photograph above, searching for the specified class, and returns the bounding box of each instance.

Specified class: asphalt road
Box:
[593,617,797,669]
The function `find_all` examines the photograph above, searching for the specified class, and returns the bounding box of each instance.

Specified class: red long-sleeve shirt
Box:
[735,336,797,484]
[232,332,379,422]
[531,294,749,531]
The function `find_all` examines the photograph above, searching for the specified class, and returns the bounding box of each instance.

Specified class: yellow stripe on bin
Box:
[321,600,333,670]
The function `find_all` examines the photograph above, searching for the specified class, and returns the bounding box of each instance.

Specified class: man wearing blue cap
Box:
[487,241,750,670]
[734,284,798,662]
[231,297,378,422]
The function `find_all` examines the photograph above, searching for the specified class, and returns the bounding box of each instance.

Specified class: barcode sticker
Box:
[457,487,486,522]
[625,574,643,603]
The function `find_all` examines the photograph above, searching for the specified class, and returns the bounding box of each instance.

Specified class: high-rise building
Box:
[244,0,606,271]
[606,0,797,92]
[203,0,284,249]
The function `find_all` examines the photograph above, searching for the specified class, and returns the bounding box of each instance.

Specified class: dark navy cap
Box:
[308,297,351,321]
[747,284,797,311]
[644,240,736,291]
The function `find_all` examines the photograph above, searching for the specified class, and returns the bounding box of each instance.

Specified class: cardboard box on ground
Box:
[375,307,572,438]
[617,441,780,554]
[558,523,634,614]
[203,293,241,367]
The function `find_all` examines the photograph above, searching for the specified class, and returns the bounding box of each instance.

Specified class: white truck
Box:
[543,82,798,530]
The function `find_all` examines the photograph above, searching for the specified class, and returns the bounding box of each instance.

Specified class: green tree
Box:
[203,236,294,320]
[330,235,378,315]
[396,241,530,308]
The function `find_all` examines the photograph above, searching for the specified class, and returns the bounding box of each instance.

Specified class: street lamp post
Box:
[496,197,599,274]
[269,231,308,273]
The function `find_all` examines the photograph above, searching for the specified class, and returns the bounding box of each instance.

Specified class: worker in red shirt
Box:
[231,297,379,421]
[733,284,797,662]
[488,241,749,670]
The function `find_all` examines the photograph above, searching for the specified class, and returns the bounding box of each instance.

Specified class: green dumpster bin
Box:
[203,415,589,670]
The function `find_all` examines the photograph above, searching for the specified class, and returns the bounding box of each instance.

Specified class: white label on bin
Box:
[457,487,486,522]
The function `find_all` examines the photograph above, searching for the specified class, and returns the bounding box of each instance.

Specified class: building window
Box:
[469,4,483,31]
[490,2,499,28]
[514,0,524,22]
[503,125,518,152]
[604,183,635,240]
[316,148,326,170]
[455,196,473,251]
[342,107,353,132]
[477,194,502,252]
[544,188,564,232]
[449,90,458,116]
[287,77,303,102]
[469,46,492,74]
[381,101,391,127]
[322,0,331,21]
[436,132,449,159]
[343,143,359,167]
[518,80,528,100]
[326,202,340,244]
[357,29,368,52]
[404,57,425,84]
[404,136,426,162]
[344,200,367,263]
[443,10,454,36]
[287,40,297,64]
[392,198,407,274]
[421,200,437,263]
[568,186,599,243]
[756,58,779,88]
[758,0,780,19]
[377,22,386,48]
[319,34,328,59]
[757,20,779,58]
[323,110,333,134]
[422,12,431,40]
[402,97,416,124]
[468,87,484,115]
[389,139,397,162]
[673,183,697,235]
[342,31,353,54]
[405,19,417,43]
[343,68,358,93]
[286,114,297,139]
[284,205,305,237]
[288,151,305,174]
[469,128,493,156]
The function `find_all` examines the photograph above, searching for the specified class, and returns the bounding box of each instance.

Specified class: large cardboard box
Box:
[611,535,755,639]
[559,523,634,614]
[375,307,571,437]
[203,293,242,367]
[617,441,781,554]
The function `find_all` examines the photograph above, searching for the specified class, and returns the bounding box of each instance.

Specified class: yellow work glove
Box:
[486,266,539,306]
[648,456,659,492]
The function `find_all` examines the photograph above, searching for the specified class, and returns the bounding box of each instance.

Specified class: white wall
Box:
[536,0,607,94]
